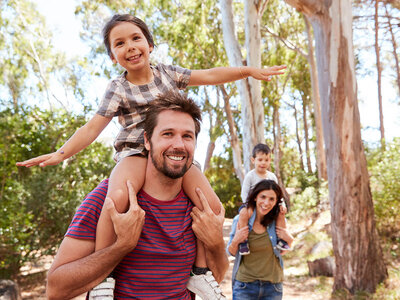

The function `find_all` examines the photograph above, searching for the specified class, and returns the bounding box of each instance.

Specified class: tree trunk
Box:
[203,141,215,172]
[272,103,291,206]
[284,0,387,293]
[385,3,400,97]
[220,86,245,183]
[220,0,257,173]
[244,0,265,144]
[304,15,327,180]
[374,0,385,149]
[302,94,312,173]
[293,104,305,171]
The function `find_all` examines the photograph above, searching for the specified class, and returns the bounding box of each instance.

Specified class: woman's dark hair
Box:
[246,179,283,227]
[102,14,155,58]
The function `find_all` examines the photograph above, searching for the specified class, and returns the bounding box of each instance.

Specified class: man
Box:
[46,91,229,299]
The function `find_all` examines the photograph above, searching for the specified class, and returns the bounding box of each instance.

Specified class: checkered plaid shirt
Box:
[96,63,191,161]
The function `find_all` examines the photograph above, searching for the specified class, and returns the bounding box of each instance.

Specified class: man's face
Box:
[145,110,196,179]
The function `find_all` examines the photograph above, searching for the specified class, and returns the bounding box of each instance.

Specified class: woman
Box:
[227,180,294,300]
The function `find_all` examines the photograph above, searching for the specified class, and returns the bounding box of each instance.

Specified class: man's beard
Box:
[149,147,191,179]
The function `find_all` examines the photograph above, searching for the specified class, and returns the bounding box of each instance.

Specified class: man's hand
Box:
[190,188,225,250]
[107,180,146,252]
[190,188,228,282]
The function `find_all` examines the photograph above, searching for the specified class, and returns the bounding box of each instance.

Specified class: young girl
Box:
[17,14,286,298]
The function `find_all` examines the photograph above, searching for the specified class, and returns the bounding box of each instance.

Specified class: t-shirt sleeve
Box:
[96,80,122,118]
[161,64,192,89]
[241,173,252,203]
[65,180,108,240]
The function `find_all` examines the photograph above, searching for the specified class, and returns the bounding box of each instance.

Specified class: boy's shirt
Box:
[241,169,278,203]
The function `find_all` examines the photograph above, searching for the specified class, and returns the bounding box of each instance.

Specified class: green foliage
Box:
[366,138,400,238]
[205,149,241,218]
[0,107,114,278]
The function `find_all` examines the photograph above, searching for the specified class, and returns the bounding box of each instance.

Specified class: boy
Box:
[238,143,291,255]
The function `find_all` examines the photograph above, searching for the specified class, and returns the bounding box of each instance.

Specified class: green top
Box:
[236,229,283,283]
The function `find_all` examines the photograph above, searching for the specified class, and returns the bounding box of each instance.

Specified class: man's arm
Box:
[46,182,145,300]
[190,188,229,283]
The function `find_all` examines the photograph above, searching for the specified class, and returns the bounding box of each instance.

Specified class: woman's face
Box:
[255,189,277,216]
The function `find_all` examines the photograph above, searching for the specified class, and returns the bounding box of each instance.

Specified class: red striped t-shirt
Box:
[65,179,196,299]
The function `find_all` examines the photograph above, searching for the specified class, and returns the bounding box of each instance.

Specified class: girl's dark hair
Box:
[102,14,155,58]
[246,179,283,227]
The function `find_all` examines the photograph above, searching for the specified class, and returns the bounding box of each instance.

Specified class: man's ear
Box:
[144,132,150,151]
[251,156,255,164]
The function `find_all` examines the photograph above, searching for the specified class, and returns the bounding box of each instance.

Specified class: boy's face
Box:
[251,152,271,174]
[109,21,153,75]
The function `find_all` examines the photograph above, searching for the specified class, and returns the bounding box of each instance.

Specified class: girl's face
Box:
[109,22,153,75]
[255,189,277,216]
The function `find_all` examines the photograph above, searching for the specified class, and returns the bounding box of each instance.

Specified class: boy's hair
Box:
[252,143,272,158]
[102,14,155,58]
[246,179,283,227]
[144,90,202,141]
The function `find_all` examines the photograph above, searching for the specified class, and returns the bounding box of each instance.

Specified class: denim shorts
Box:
[232,279,283,300]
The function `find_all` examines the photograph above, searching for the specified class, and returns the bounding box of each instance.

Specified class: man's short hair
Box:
[145,90,202,141]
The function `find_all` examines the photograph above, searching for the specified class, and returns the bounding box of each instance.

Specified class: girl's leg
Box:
[182,164,221,269]
[95,156,147,251]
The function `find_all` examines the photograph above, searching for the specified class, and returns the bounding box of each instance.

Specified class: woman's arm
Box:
[227,225,249,256]
[188,65,286,86]
[276,226,294,255]
[17,114,112,167]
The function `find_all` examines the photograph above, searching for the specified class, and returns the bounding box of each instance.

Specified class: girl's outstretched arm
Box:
[16,114,112,168]
[188,65,286,86]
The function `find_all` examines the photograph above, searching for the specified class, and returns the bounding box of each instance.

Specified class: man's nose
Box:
[172,136,185,149]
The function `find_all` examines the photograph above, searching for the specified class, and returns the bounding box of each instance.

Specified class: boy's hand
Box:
[279,201,287,214]
[250,65,286,81]
[16,152,64,168]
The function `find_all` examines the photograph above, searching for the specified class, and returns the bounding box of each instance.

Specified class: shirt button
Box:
[270,236,273,239]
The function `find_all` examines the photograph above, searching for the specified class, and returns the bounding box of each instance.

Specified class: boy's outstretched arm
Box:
[16,114,112,167]
[188,65,286,86]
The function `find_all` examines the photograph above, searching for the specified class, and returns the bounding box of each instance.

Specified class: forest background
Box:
[1,0,399,299]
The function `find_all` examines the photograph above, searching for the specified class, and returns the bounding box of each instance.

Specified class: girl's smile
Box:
[109,22,154,84]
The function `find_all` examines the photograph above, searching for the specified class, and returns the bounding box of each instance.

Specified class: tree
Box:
[284,0,387,294]
[220,0,267,173]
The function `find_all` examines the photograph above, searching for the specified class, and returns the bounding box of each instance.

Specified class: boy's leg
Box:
[237,207,252,256]
[95,156,147,251]
[182,164,226,299]
[275,212,291,251]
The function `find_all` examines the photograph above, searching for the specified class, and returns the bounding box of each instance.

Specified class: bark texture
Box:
[285,0,387,293]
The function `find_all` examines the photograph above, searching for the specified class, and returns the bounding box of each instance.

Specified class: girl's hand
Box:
[251,65,286,81]
[16,152,64,168]
[233,225,249,245]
